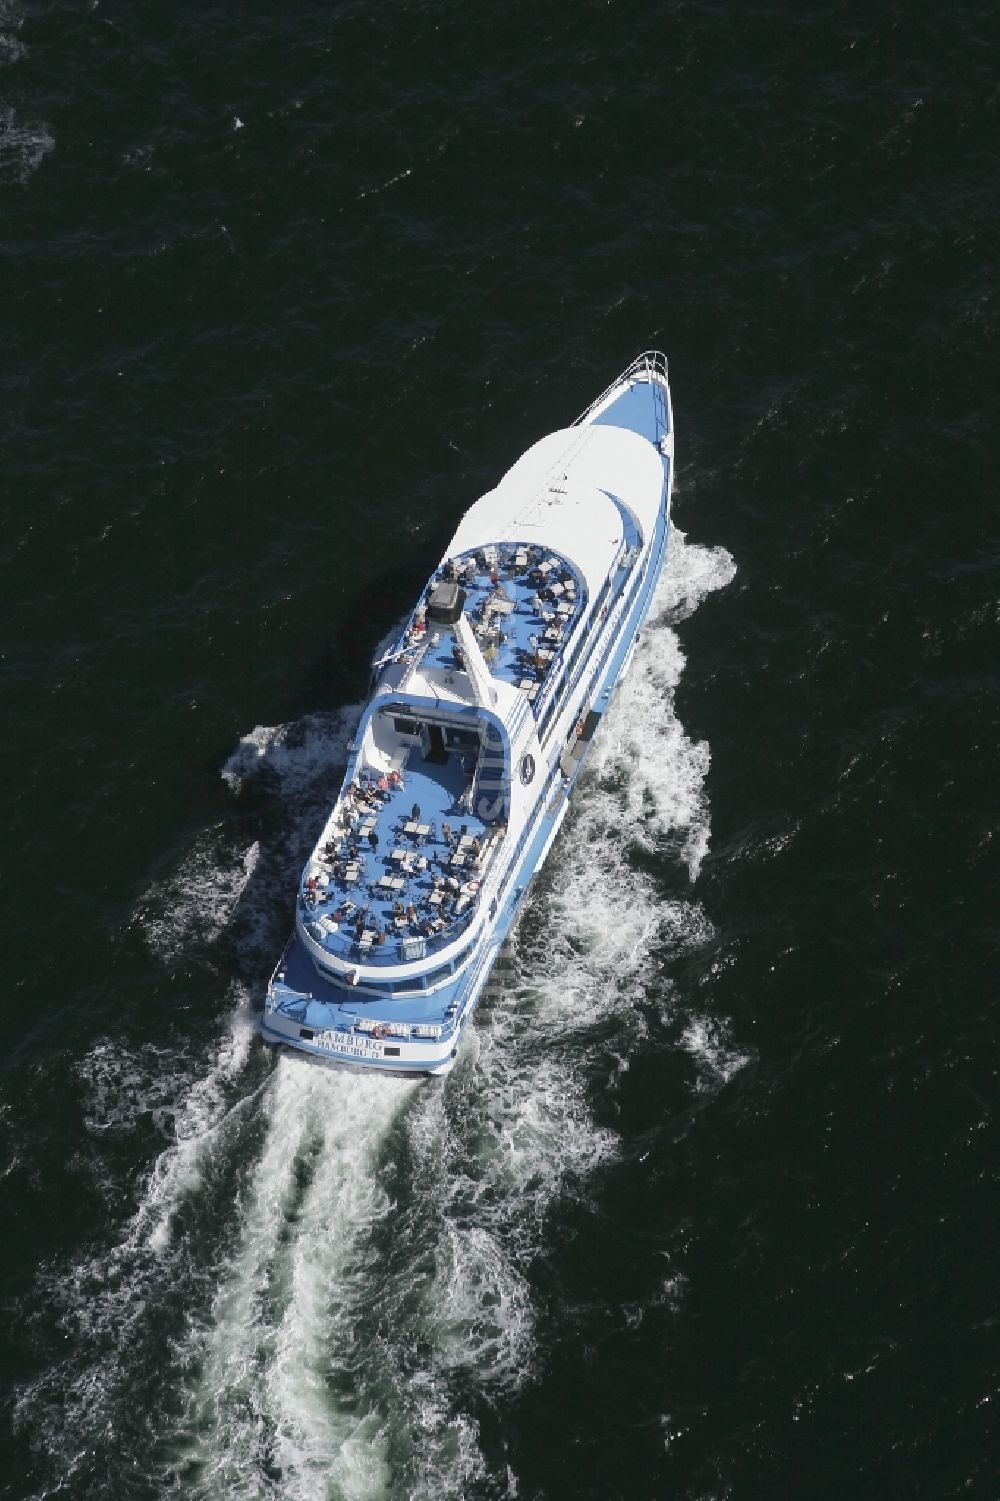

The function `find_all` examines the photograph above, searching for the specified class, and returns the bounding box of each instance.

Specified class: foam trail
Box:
[78,982,261,1252]
[14,705,386,1498]
[680,1014,752,1094]
[594,528,737,879]
[14,982,263,1496]
[0,104,53,181]
[138,837,261,965]
[222,705,363,798]
[144,989,261,1251]
[0,0,26,64]
[336,533,742,1497]
[658,524,738,623]
[17,537,739,1501]
[166,1058,417,1500]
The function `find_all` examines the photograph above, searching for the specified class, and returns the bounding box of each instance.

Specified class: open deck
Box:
[300,739,501,968]
[398,544,586,708]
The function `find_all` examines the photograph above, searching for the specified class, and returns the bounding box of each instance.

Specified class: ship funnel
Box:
[426,580,467,626]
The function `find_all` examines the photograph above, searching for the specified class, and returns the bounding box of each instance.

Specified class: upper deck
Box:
[390,543,587,712]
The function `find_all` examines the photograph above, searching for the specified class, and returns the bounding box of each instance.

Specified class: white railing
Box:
[571,349,670,427]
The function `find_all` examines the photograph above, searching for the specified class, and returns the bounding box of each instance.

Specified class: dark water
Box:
[2,1,997,1496]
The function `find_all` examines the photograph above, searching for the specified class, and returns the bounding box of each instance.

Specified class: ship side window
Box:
[565,634,585,681]
[445,727,479,750]
[538,696,558,741]
[424,963,453,987]
[393,716,422,738]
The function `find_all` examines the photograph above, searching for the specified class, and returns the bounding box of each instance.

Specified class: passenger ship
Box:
[263,352,674,1074]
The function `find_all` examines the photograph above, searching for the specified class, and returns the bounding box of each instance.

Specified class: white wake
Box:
[16,531,741,1501]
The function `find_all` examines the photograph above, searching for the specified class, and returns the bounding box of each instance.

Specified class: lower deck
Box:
[272,929,460,1029]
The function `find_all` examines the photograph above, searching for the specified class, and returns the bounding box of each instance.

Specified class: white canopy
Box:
[444,423,663,598]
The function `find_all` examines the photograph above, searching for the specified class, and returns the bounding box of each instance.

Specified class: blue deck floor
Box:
[592,381,663,445]
[413,545,586,701]
[302,745,494,963]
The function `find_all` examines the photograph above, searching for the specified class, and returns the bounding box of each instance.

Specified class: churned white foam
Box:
[137,705,367,978]
[15,984,261,1489]
[17,705,407,1496]
[80,983,258,1253]
[222,706,362,796]
[400,1069,553,1392]
[403,1396,492,1499]
[657,525,737,624]
[0,105,53,181]
[137,836,261,965]
[219,617,402,800]
[145,989,260,1250]
[0,0,26,64]
[431,1218,535,1379]
[585,530,735,881]
[168,1057,416,1501]
[679,1015,751,1094]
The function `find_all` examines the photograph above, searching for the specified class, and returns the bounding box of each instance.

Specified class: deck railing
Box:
[571,349,670,428]
[343,903,477,966]
[305,883,481,968]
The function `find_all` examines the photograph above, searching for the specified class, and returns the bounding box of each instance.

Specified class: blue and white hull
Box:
[262,352,674,1074]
